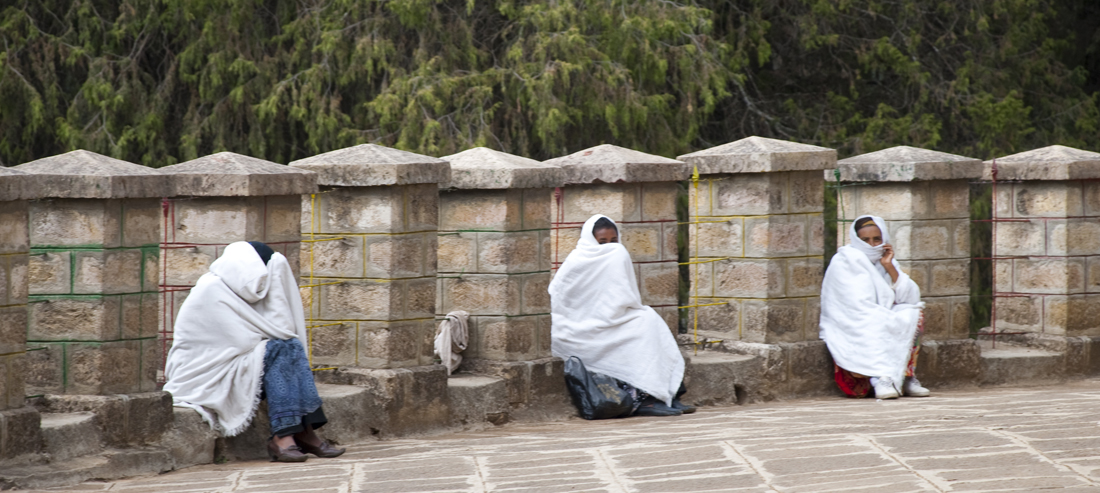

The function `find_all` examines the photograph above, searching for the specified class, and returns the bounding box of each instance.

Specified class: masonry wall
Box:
[437,188,554,362]
[24,198,161,395]
[688,171,825,343]
[550,182,681,332]
[837,180,972,340]
[301,185,439,368]
[993,180,1100,336]
[0,200,29,410]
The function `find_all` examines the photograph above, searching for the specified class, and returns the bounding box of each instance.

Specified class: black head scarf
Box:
[247,241,274,266]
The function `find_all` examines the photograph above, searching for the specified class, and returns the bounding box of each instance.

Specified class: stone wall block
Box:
[1011,182,1083,218]
[561,184,640,223]
[929,259,971,296]
[320,280,402,320]
[25,343,63,395]
[440,275,520,316]
[28,296,121,341]
[640,182,679,221]
[520,273,551,315]
[0,305,28,355]
[619,223,662,262]
[162,245,217,286]
[710,173,786,216]
[789,171,825,213]
[995,295,1043,332]
[928,180,971,219]
[994,259,1013,293]
[404,277,436,319]
[712,259,785,298]
[804,297,822,340]
[0,202,29,255]
[437,233,476,273]
[120,293,143,339]
[1043,294,1100,337]
[302,236,363,278]
[921,298,950,339]
[122,199,162,247]
[661,222,678,261]
[365,233,428,279]
[73,248,144,294]
[263,195,305,242]
[856,183,928,220]
[439,189,520,231]
[692,299,742,339]
[1085,182,1100,216]
[139,338,159,392]
[28,251,70,295]
[1086,257,1100,293]
[169,197,263,244]
[521,189,552,230]
[897,261,929,294]
[786,258,824,297]
[994,220,1045,257]
[638,263,679,306]
[744,215,808,258]
[0,405,41,459]
[742,298,807,343]
[949,296,970,339]
[476,232,540,273]
[477,316,538,361]
[691,219,743,258]
[536,314,553,358]
[1014,258,1085,295]
[6,256,27,306]
[314,187,401,234]
[357,321,429,369]
[0,353,25,410]
[29,199,121,248]
[539,230,553,271]
[66,340,141,394]
[886,220,952,260]
[690,262,715,298]
[406,183,440,233]
[1047,219,1100,256]
[310,322,358,367]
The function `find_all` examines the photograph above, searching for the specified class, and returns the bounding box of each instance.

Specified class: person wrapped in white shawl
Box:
[164,241,345,462]
[820,215,928,399]
[549,214,694,416]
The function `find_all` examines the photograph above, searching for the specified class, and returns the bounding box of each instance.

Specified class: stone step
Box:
[0,447,174,490]
[682,351,762,406]
[980,342,1065,386]
[449,373,510,429]
[39,412,101,462]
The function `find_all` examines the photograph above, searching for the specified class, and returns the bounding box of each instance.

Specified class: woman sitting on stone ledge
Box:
[163,241,345,462]
[820,215,929,400]
[549,214,694,416]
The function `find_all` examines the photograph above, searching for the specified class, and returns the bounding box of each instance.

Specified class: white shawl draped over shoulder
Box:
[820,215,923,384]
[549,215,684,405]
[163,241,308,437]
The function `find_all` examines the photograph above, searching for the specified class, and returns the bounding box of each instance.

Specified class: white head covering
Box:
[164,241,307,436]
[849,214,889,264]
[549,215,684,405]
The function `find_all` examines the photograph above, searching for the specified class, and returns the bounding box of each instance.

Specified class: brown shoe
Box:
[268,440,308,462]
[297,440,346,458]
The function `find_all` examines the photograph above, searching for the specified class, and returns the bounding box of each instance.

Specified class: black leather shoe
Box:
[672,398,697,414]
[633,397,682,417]
[268,440,308,462]
[298,440,346,458]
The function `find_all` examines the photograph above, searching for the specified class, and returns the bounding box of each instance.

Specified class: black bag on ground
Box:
[563,356,635,420]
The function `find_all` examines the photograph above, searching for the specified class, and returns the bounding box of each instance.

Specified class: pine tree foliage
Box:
[0,0,1097,166]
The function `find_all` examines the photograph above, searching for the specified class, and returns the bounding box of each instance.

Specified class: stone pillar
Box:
[158,152,317,379]
[290,144,450,369]
[678,137,835,343]
[832,146,982,340]
[545,145,689,333]
[14,150,169,395]
[986,145,1100,336]
[436,147,564,364]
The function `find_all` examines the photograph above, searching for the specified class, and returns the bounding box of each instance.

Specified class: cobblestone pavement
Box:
[50,380,1100,492]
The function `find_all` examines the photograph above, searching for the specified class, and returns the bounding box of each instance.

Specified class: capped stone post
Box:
[832,146,982,340]
[545,145,689,333]
[0,167,43,459]
[158,152,317,379]
[437,147,565,363]
[986,145,1100,336]
[290,145,450,369]
[15,151,170,395]
[678,137,836,343]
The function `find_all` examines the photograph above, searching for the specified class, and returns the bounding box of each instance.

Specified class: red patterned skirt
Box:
[834,311,924,398]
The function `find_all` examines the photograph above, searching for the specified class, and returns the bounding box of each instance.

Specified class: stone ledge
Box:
[161,152,317,196]
[678,136,836,175]
[0,167,43,202]
[545,144,689,184]
[441,147,565,189]
[832,146,982,182]
[14,150,169,199]
[985,145,1100,181]
[289,144,450,187]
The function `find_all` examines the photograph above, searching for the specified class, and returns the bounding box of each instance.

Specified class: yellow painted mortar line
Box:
[688,295,822,301]
[0,350,26,358]
[0,252,28,258]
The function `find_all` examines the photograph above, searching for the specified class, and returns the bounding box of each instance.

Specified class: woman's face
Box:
[857,224,884,247]
[593,227,619,245]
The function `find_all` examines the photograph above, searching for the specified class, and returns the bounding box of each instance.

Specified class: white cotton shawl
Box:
[163,241,308,437]
[549,214,685,405]
[820,215,923,384]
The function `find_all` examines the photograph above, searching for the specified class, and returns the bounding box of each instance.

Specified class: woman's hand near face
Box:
[881,244,899,284]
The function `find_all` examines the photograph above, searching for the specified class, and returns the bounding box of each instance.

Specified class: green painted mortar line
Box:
[30,243,161,252]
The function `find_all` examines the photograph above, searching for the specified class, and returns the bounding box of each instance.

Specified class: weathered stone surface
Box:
[34,392,172,447]
[357,320,435,368]
[65,341,143,394]
[457,358,572,419]
[475,231,542,274]
[560,183,641,222]
[313,364,451,438]
[14,150,169,199]
[440,147,564,189]
[289,144,450,187]
[546,144,688,184]
[39,412,101,462]
[981,343,1065,386]
[986,145,1100,181]
[681,351,760,406]
[914,339,981,387]
[468,315,541,361]
[27,251,70,295]
[0,353,25,410]
[0,201,29,256]
[162,152,317,196]
[0,406,42,459]
[72,248,146,294]
[744,214,813,258]
[309,322,358,367]
[448,374,509,429]
[678,136,836,175]
[28,297,121,341]
[834,146,982,182]
[0,168,43,202]
[159,408,217,469]
[1007,181,1084,218]
[638,263,679,306]
[742,298,810,343]
[440,275,520,316]
[306,183,438,234]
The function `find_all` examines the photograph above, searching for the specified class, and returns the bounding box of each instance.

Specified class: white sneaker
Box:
[903,377,930,397]
[873,377,900,399]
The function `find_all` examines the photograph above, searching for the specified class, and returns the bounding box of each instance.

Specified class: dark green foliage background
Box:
[1,0,1097,167]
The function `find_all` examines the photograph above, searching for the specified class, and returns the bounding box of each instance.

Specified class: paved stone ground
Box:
[46,380,1100,492]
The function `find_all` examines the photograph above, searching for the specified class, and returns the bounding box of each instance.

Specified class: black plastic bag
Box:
[563,356,635,420]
